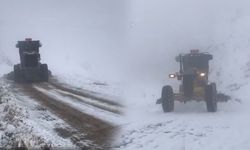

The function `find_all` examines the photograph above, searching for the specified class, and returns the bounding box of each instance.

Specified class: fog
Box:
[0,0,129,81]
[126,0,250,88]
[1,0,250,87]
[126,0,215,86]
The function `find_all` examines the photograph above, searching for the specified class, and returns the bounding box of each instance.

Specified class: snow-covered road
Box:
[0,79,76,149]
[33,83,122,122]
[0,77,124,149]
[116,99,250,150]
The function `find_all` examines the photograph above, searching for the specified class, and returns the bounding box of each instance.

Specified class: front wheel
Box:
[205,83,217,112]
[161,85,174,112]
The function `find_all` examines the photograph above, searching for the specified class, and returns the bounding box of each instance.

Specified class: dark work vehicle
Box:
[14,38,49,82]
[158,49,217,112]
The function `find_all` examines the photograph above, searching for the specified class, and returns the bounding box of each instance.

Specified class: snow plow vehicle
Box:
[158,50,217,112]
[14,38,49,82]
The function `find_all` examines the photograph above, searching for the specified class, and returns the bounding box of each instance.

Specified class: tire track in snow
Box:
[37,82,123,115]
[49,78,123,108]
[14,83,119,149]
[33,83,123,125]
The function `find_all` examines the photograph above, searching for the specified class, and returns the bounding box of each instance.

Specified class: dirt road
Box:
[10,80,122,149]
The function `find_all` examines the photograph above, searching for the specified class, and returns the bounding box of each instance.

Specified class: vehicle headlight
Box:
[169,74,176,78]
[199,72,206,77]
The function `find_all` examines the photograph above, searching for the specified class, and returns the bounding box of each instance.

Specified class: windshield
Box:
[182,55,209,71]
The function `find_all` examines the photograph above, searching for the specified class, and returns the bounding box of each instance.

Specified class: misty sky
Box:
[1,0,250,84]
[127,0,250,86]
[0,0,129,80]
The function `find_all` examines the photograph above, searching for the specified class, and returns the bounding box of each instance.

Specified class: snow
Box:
[1,0,250,149]
[53,74,123,104]
[33,84,124,125]
[0,79,77,148]
[114,1,250,150]
[52,87,122,113]
[116,92,250,150]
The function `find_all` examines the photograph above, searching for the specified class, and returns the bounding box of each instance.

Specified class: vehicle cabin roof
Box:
[181,52,213,71]
[183,52,213,60]
[16,40,41,52]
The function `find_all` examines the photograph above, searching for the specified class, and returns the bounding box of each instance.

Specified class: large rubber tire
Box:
[161,85,174,112]
[205,83,217,112]
[41,64,49,82]
[14,65,22,82]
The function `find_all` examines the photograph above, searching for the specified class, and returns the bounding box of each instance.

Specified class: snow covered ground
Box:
[113,2,250,149]
[53,74,123,104]
[114,82,250,150]
[0,79,77,149]
[1,0,250,150]
[33,84,123,125]
[114,39,250,150]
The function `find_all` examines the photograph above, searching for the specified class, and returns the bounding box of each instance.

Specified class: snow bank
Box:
[0,79,75,149]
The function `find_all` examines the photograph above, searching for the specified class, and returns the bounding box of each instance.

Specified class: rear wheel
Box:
[205,83,217,112]
[161,85,174,112]
[14,65,22,82]
[41,64,49,82]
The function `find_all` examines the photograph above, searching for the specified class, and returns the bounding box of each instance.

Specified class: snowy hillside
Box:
[115,1,250,150]
[1,0,250,149]
[0,0,128,84]
[0,1,127,149]
[0,51,13,76]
